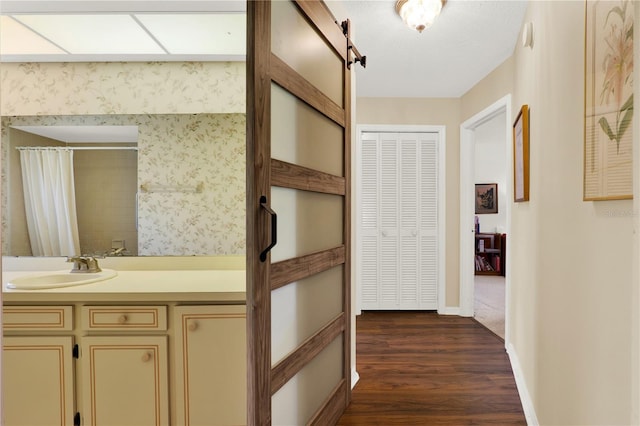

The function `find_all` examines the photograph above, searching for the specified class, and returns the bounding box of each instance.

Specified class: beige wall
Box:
[462,1,636,424]
[74,148,138,256]
[512,2,633,424]
[461,56,514,122]
[356,98,461,307]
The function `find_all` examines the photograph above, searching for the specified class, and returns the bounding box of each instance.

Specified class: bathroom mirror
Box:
[0,0,248,260]
[1,113,246,257]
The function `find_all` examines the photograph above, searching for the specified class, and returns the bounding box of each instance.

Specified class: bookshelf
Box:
[475,233,506,276]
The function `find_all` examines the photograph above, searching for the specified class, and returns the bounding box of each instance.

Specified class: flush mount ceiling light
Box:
[396,0,446,33]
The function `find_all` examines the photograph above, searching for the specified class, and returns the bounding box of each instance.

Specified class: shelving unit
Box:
[475,233,506,276]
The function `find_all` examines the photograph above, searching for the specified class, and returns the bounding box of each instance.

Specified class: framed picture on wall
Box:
[475,183,498,214]
[583,0,634,200]
[513,104,530,202]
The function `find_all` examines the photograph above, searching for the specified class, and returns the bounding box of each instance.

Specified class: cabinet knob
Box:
[141,351,153,362]
[382,230,388,237]
[188,321,199,332]
[412,230,417,237]
[118,315,128,324]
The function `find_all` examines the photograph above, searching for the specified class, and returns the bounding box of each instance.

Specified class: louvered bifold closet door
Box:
[360,132,439,310]
[360,133,379,308]
[400,137,419,307]
[419,136,439,308]
[247,1,355,424]
[379,135,399,307]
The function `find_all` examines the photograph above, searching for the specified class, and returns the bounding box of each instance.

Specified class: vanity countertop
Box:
[2,269,246,303]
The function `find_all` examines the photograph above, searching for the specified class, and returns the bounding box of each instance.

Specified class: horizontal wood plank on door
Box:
[271,159,346,195]
[270,53,345,127]
[338,312,526,425]
[293,0,348,63]
[271,246,345,291]
[271,313,344,394]
[308,379,348,426]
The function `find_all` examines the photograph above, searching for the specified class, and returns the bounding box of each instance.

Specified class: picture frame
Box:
[513,104,530,202]
[583,0,634,200]
[475,183,498,214]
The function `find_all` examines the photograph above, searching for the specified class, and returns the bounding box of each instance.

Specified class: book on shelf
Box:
[475,255,494,272]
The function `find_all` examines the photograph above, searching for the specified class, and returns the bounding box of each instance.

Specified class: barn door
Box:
[246,1,362,424]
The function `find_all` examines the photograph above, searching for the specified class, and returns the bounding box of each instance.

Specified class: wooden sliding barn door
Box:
[247,1,360,424]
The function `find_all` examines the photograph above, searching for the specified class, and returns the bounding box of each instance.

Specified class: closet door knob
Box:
[188,321,199,332]
[141,351,153,362]
[382,230,388,237]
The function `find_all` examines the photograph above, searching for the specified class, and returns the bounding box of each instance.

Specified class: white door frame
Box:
[354,124,447,314]
[459,94,512,345]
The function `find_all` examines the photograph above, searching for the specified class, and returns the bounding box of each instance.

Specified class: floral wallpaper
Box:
[136,114,246,255]
[0,61,246,256]
[0,62,245,116]
[1,114,245,256]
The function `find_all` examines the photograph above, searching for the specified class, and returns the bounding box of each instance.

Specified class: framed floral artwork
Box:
[584,0,634,200]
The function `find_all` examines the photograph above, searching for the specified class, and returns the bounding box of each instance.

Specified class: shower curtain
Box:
[19,148,81,256]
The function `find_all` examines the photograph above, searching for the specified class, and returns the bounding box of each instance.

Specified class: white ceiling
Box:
[0,0,528,100]
[339,0,528,97]
[0,1,247,62]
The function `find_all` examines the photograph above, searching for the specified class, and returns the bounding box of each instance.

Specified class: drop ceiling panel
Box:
[0,16,66,54]
[13,14,166,54]
[136,14,246,55]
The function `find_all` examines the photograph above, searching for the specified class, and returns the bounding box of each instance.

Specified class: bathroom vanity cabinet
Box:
[79,305,170,426]
[2,283,246,426]
[3,335,75,425]
[173,305,246,425]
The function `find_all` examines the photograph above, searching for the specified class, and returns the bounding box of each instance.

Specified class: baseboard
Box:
[438,306,460,316]
[506,343,540,425]
[351,368,360,389]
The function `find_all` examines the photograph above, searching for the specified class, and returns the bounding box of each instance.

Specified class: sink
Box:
[7,269,118,290]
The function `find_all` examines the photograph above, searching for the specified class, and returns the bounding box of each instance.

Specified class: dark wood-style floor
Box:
[337,312,526,425]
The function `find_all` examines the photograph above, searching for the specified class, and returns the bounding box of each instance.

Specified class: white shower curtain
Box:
[19,148,81,256]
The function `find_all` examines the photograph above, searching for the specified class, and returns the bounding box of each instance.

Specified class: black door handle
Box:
[259,195,277,262]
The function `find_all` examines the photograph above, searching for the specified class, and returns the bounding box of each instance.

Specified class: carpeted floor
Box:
[474,275,505,339]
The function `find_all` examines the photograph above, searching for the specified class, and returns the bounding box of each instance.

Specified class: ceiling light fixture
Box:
[395,0,446,33]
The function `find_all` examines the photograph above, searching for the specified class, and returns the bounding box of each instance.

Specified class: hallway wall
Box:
[355,2,638,422]
[466,1,636,424]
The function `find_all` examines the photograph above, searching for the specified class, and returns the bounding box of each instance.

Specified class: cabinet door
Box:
[3,336,75,426]
[80,336,169,426]
[174,305,246,426]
